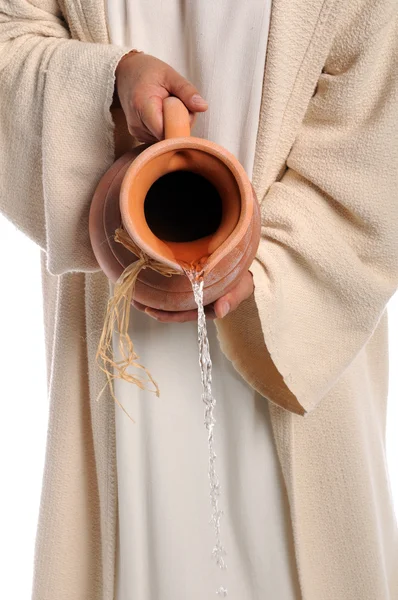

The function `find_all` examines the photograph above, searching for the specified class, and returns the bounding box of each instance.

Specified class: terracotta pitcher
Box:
[89,96,261,311]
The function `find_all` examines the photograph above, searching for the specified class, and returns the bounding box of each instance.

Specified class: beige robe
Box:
[0,1,397,599]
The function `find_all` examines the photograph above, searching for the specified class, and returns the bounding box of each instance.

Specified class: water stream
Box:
[186,269,229,597]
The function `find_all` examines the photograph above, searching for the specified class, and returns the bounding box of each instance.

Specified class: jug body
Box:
[89,98,261,311]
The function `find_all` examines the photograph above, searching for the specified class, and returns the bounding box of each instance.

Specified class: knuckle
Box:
[174,79,195,97]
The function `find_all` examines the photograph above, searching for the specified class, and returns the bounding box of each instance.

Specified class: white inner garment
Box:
[107,0,301,597]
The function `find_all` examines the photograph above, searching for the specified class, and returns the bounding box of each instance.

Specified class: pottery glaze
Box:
[89,97,261,311]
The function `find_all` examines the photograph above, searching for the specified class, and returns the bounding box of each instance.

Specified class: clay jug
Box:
[89,96,261,311]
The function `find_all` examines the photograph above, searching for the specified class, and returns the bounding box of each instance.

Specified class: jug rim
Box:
[119,136,255,274]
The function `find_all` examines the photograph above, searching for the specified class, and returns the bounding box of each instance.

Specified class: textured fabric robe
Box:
[0,1,397,599]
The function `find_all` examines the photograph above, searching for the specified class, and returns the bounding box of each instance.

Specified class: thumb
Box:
[140,94,165,140]
[165,69,208,113]
[213,271,254,319]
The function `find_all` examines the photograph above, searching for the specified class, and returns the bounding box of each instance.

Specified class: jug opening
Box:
[120,146,242,270]
[144,170,223,243]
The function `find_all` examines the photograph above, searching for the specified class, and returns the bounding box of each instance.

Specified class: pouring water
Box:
[185,268,229,597]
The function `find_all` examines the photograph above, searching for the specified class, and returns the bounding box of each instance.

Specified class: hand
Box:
[132,270,254,322]
[114,51,208,143]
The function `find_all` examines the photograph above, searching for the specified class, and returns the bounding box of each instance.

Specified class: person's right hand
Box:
[114,51,209,143]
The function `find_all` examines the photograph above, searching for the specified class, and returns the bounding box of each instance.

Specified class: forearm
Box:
[222,0,398,415]
[0,1,136,274]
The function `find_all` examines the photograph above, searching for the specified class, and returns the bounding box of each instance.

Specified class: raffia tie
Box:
[95,224,181,423]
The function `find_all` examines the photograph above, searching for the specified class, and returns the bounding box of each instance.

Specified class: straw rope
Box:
[95,224,181,423]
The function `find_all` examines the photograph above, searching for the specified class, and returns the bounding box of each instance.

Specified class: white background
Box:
[0,214,397,598]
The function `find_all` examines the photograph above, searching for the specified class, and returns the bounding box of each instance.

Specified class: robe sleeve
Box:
[0,1,136,275]
[219,0,398,416]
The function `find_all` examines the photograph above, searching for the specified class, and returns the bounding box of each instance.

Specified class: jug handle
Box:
[163,96,191,139]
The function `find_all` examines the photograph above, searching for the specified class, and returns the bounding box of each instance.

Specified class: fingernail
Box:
[192,94,208,106]
[218,301,230,319]
[145,307,158,319]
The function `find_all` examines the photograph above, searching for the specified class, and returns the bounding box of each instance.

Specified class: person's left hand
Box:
[132,270,254,322]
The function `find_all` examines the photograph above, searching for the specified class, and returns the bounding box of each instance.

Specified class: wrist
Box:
[117,48,143,67]
[113,49,143,109]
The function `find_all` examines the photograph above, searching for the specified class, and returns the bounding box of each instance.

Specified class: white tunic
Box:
[107,1,301,598]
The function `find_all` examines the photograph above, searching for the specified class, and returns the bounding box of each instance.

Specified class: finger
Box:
[132,298,197,321]
[135,97,199,142]
[139,94,165,140]
[205,306,217,320]
[129,125,159,144]
[145,307,199,322]
[138,304,216,322]
[165,69,208,114]
[213,270,254,319]
[189,111,198,129]
[131,299,149,313]
[133,84,200,143]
